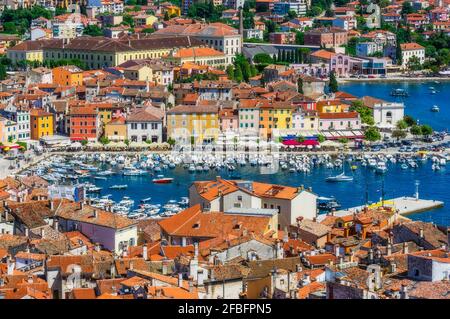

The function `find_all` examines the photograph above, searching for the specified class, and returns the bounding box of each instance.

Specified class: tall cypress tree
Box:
[297,77,303,94]
[235,65,243,82]
[329,71,339,93]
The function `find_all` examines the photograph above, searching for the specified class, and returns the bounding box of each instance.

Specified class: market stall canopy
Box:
[282,139,319,146]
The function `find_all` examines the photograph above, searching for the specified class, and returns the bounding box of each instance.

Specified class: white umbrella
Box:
[71,142,82,148]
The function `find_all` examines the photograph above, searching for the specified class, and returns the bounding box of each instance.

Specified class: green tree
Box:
[401,1,414,15]
[403,115,416,126]
[164,11,170,21]
[328,71,338,93]
[234,65,243,82]
[410,125,422,137]
[83,25,103,37]
[99,136,110,145]
[81,140,88,146]
[407,55,422,71]
[392,129,407,140]
[0,64,7,81]
[317,134,325,143]
[420,124,433,136]
[167,137,176,146]
[253,53,273,64]
[396,120,408,130]
[365,126,381,142]
[297,77,303,94]
[287,10,297,19]
[226,64,234,80]
[142,28,155,33]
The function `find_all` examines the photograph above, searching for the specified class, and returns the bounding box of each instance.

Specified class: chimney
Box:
[6,258,14,275]
[53,219,59,231]
[402,242,409,254]
[188,276,194,292]
[283,227,289,243]
[194,242,199,259]
[27,275,33,284]
[110,263,116,278]
[25,228,29,237]
[162,261,168,275]
[197,269,204,286]
[129,261,134,270]
[178,273,183,288]
[387,243,392,256]
[334,245,340,257]
[400,284,409,299]
[276,240,283,259]
[50,200,54,211]
[368,248,374,262]
[419,228,424,239]
[93,209,98,218]
[390,262,397,273]
[95,243,101,252]
[142,245,148,261]
[339,256,344,266]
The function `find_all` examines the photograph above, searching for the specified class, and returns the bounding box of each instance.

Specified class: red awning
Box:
[0,144,20,149]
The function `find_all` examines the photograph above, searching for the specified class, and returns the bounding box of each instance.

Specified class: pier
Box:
[330,197,444,218]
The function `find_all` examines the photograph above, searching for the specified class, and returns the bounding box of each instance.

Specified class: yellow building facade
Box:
[259,103,294,140]
[167,105,219,144]
[316,100,349,113]
[30,109,53,140]
[104,117,127,141]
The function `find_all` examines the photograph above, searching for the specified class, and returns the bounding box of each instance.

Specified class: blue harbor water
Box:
[74,81,450,226]
[87,160,450,226]
[340,80,450,131]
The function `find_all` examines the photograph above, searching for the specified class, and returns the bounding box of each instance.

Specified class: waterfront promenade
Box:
[333,197,444,216]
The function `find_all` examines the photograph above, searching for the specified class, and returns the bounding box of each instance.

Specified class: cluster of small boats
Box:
[86,195,190,220]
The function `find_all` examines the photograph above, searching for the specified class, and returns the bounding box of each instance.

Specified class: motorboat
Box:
[375,162,388,174]
[326,172,354,182]
[401,163,409,170]
[94,176,107,180]
[152,175,174,184]
[178,197,189,206]
[109,184,128,190]
[390,88,408,97]
[123,168,147,176]
[431,105,440,112]
[368,158,377,168]
[317,197,341,211]
[83,183,102,193]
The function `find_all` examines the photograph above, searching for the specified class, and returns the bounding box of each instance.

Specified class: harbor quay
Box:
[332,197,445,217]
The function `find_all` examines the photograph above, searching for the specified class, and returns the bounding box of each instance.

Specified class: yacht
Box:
[326,166,353,182]
[431,105,440,112]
